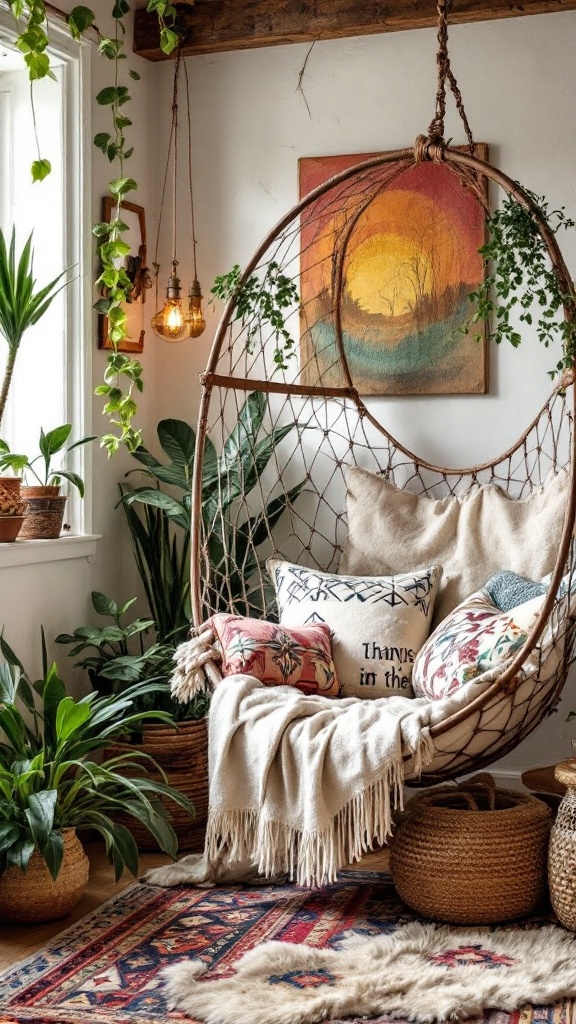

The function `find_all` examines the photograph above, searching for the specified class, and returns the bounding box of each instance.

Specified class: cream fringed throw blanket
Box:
[148,673,471,890]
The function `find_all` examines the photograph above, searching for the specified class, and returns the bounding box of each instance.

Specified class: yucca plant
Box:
[0,228,72,428]
[119,392,305,639]
[0,635,195,882]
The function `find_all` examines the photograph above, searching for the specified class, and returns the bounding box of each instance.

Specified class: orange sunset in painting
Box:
[299,149,488,395]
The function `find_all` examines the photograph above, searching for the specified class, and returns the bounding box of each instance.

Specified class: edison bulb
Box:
[150,268,192,342]
[188,278,206,338]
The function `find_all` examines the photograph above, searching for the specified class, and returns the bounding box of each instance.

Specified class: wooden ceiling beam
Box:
[133,0,576,61]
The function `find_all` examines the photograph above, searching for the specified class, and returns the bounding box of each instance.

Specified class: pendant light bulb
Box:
[150,265,191,343]
[188,277,206,338]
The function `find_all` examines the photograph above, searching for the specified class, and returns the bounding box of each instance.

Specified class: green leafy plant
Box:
[0,635,194,881]
[119,393,305,631]
[211,261,300,370]
[0,423,95,495]
[466,190,576,378]
[88,1,178,455]
[0,229,71,428]
[55,591,171,688]
[1,0,179,453]
[55,592,209,722]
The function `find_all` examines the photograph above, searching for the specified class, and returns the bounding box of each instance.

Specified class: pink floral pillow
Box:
[412,590,545,701]
[206,613,340,697]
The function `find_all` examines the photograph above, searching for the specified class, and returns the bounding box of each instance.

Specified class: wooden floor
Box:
[0,843,390,975]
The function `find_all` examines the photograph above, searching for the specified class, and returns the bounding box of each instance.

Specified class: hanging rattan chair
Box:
[184,8,576,785]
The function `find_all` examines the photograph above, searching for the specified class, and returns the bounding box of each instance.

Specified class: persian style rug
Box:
[0,870,573,1024]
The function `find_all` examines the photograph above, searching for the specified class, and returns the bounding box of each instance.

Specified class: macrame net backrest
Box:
[190,142,576,782]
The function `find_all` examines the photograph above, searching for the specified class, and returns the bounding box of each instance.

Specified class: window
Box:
[0,13,92,539]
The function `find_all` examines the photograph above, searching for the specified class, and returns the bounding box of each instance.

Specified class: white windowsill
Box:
[0,534,102,568]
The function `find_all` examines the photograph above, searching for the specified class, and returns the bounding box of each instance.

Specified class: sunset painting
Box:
[299,148,488,395]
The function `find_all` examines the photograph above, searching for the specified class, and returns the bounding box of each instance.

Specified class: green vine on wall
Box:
[467,191,576,379]
[2,0,180,454]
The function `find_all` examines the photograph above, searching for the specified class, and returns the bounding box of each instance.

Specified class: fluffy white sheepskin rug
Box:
[162,920,576,1024]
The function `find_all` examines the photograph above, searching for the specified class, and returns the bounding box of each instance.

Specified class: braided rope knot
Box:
[414,135,446,164]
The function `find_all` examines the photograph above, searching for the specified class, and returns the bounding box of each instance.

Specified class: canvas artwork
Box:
[299,147,488,395]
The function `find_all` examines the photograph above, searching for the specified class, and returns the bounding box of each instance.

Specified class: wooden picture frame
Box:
[98,199,148,353]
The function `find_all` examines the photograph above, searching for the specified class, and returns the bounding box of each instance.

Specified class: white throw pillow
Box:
[340,465,569,625]
[268,558,442,699]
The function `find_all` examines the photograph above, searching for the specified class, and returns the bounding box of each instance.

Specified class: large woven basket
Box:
[548,759,576,930]
[0,828,89,923]
[390,777,551,924]
[106,718,209,853]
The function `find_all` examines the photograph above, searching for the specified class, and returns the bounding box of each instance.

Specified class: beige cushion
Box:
[269,558,442,699]
[340,465,569,625]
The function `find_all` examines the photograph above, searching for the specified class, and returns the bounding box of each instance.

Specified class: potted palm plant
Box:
[0,636,194,924]
[0,228,71,429]
[0,424,94,538]
[0,229,72,542]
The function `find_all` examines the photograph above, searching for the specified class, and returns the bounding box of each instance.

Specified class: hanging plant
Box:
[1,0,180,453]
[466,190,576,378]
[211,261,300,371]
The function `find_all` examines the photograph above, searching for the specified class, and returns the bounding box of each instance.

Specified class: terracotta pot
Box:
[20,494,67,539]
[105,719,209,853]
[0,516,24,542]
[21,484,61,499]
[0,829,89,923]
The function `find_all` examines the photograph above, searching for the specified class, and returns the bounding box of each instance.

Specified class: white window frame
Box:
[0,12,99,565]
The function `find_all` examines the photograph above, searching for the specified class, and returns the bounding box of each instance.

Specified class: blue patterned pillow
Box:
[484,571,547,612]
[268,559,442,699]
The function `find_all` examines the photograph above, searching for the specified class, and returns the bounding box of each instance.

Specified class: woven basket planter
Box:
[19,493,67,539]
[0,828,89,924]
[106,718,209,853]
[548,759,576,930]
[390,778,551,924]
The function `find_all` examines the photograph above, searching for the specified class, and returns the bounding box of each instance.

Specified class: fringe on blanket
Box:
[204,731,435,888]
[171,628,220,703]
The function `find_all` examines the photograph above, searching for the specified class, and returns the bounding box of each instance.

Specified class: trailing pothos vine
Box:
[466,190,576,380]
[2,0,179,454]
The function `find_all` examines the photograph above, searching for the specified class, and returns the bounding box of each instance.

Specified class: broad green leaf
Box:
[0,823,20,850]
[31,159,51,183]
[160,26,179,54]
[55,697,92,742]
[56,471,85,497]
[6,838,35,873]
[157,419,196,471]
[40,423,71,458]
[91,591,118,617]
[25,790,57,847]
[108,822,138,876]
[67,5,96,39]
[43,829,64,881]
[221,391,265,472]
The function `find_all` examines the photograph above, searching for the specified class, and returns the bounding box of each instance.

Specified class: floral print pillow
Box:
[412,590,545,701]
[207,613,340,697]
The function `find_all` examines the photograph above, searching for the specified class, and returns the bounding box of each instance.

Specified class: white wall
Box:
[153,10,576,775]
[0,3,162,687]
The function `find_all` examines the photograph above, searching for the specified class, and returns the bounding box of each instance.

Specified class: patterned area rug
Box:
[0,870,569,1024]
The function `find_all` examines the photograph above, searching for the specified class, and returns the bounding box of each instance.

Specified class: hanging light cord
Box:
[172,47,181,268]
[182,56,198,280]
[152,47,182,304]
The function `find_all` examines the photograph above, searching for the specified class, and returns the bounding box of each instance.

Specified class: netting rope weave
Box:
[182,3,576,782]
